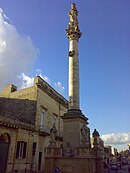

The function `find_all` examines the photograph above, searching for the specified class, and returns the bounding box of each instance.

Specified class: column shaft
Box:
[69,39,80,109]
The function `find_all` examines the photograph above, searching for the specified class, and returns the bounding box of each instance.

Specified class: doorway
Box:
[0,133,10,173]
[38,152,42,171]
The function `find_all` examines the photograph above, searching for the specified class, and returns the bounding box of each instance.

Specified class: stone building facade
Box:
[0,76,68,173]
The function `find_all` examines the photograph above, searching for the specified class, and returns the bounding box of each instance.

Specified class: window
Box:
[39,112,45,129]
[16,141,27,159]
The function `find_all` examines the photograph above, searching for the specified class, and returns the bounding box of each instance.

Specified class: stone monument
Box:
[44,4,104,173]
[62,3,89,150]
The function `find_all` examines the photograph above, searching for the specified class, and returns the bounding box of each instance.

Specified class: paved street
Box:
[104,165,129,173]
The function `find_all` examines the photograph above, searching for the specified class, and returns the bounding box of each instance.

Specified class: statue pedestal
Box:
[44,146,104,173]
[62,109,88,148]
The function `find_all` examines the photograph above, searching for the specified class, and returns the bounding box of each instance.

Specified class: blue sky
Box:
[0,0,130,150]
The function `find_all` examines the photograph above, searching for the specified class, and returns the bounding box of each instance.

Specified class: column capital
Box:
[66,3,82,41]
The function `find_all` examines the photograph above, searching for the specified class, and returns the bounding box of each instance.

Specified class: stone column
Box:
[63,3,88,148]
[69,39,80,109]
[66,3,82,110]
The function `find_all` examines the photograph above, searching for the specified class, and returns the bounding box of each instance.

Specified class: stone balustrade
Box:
[74,147,95,158]
[44,147,63,157]
[44,147,96,158]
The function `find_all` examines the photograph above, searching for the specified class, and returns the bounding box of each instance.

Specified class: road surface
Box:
[104,165,129,173]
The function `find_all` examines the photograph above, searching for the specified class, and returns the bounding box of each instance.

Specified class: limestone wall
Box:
[0,127,35,173]
[35,87,67,138]
[0,86,37,125]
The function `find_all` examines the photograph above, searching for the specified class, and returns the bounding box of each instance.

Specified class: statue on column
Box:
[69,4,78,24]
[66,3,81,39]
[68,3,79,31]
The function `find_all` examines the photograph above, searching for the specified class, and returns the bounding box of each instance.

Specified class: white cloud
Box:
[18,69,65,94]
[18,73,34,89]
[54,81,65,94]
[101,132,130,151]
[0,8,38,90]
[18,70,51,89]
[18,71,65,96]
[19,69,65,94]
[0,9,65,96]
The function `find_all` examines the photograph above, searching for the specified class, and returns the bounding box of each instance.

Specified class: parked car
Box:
[111,163,117,170]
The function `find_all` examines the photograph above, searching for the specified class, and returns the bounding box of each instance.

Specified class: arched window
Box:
[0,133,10,143]
[0,133,10,173]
